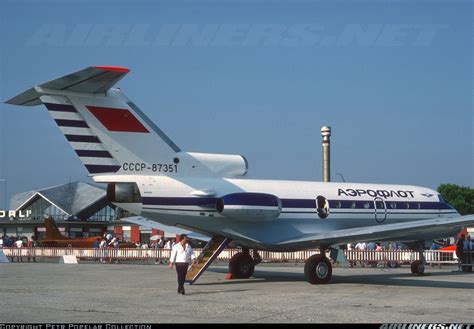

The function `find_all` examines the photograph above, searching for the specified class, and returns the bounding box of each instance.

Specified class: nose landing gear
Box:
[228,248,262,279]
[411,260,425,275]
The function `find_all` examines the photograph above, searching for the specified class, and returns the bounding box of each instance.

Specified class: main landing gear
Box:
[410,241,426,276]
[304,252,332,284]
[228,249,262,279]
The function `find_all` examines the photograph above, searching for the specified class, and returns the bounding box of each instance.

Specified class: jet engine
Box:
[216,192,282,221]
[106,182,142,203]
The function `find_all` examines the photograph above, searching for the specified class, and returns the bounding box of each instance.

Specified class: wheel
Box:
[410,260,425,275]
[304,254,332,284]
[229,252,255,279]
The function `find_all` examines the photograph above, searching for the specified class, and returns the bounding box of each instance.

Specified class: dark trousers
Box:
[175,263,189,292]
[463,252,472,272]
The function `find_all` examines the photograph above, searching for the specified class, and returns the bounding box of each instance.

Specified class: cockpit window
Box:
[438,195,446,203]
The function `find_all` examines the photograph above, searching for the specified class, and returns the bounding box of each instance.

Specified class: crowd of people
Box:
[137,237,178,264]
[93,232,133,263]
[343,237,473,270]
[90,233,179,263]
[136,237,176,250]
[0,235,39,262]
[344,241,399,267]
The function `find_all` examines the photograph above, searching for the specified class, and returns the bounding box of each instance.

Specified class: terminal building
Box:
[0,181,165,243]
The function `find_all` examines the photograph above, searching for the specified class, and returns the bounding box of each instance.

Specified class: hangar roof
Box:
[10,181,107,218]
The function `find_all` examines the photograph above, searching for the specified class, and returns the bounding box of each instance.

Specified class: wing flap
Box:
[278,215,474,248]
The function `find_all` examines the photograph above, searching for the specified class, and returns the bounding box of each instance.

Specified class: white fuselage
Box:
[101,174,459,251]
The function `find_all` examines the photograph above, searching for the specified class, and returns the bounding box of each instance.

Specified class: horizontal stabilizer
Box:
[5,66,129,106]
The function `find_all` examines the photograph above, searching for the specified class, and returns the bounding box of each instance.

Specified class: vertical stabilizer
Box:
[44,217,67,240]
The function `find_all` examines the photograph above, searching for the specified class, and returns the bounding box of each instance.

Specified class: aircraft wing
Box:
[277,214,474,248]
[121,216,211,242]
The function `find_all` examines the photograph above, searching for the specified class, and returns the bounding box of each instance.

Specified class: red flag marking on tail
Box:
[87,106,149,133]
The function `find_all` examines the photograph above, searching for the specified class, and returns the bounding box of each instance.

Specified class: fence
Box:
[344,250,458,265]
[0,247,460,265]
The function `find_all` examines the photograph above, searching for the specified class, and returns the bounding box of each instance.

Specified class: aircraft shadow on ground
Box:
[185,289,252,296]
[196,267,474,289]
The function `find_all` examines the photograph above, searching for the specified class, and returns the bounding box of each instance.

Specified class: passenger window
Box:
[351,202,356,209]
[390,202,397,209]
[364,202,370,209]
[406,203,410,209]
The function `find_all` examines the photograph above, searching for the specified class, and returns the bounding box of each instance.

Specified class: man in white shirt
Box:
[355,242,367,267]
[15,238,24,262]
[99,238,107,263]
[15,238,23,248]
[169,234,196,295]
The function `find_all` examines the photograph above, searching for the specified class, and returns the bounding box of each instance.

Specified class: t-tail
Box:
[5,66,248,179]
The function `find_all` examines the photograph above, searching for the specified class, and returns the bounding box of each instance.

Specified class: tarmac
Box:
[0,261,473,323]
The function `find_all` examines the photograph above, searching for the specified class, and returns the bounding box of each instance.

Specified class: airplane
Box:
[40,216,136,248]
[122,216,210,242]
[6,66,474,284]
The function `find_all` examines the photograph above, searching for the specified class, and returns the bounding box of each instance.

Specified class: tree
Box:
[437,184,474,215]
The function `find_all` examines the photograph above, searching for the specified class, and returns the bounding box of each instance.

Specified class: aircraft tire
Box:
[229,252,255,279]
[410,260,425,275]
[304,254,332,284]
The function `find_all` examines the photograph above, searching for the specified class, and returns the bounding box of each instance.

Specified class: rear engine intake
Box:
[107,182,142,203]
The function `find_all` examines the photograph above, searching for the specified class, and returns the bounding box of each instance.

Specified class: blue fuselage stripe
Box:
[141,197,217,207]
[141,206,458,216]
[141,197,454,211]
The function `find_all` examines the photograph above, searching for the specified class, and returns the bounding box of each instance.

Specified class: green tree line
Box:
[437,184,474,215]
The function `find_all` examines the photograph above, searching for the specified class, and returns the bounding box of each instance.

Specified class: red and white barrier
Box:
[0,247,459,264]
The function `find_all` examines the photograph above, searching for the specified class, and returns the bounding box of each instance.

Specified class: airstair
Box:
[186,235,231,284]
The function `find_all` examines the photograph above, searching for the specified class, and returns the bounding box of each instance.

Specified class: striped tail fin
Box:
[42,99,122,174]
[5,66,247,179]
[5,66,184,176]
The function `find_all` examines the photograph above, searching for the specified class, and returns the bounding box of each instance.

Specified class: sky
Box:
[0,0,472,209]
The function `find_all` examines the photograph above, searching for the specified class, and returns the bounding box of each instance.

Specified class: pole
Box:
[0,179,5,209]
[321,126,331,182]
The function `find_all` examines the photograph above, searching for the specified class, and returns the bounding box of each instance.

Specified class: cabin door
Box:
[374,197,387,223]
